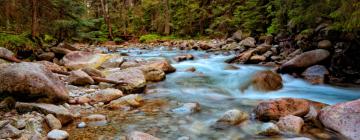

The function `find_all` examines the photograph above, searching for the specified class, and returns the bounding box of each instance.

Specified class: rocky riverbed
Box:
[0,36,360,140]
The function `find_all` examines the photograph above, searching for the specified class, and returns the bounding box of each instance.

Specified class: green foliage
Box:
[139,34,161,43]
[0,33,34,50]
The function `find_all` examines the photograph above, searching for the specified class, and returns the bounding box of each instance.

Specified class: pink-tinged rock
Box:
[319,99,360,140]
[276,115,304,134]
[127,131,160,140]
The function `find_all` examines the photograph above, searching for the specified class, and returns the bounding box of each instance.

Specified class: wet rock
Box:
[83,114,107,127]
[174,54,195,62]
[82,67,104,78]
[100,56,124,68]
[0,62,69,103]
[61,51,110,70]
[50,47,72,55]
[146,59,176,73]
[127,131,160,140]
[255,98,310,121]
[107,68,146,94]
[36,61,67,72]
[251,70,283,91]
[258,122,280,136]
[231,30,245,41]
[137,66,166,82]
[276,115,304,134]
[38,52,55,61]
[319,99,360,140]
[279,49,330,73]
[318,40,332,50]
[185,67,196,72]
[77,122,86,128]
[0,122,21,139]
[216,109,249,125]
[68,70,94,86]
[239,37,256,48]
[172,102,200,115]
[226,49,256,64]
[16,102,73,125]
[47,129,69,140]
[45,114,62,130]
[0,47,19,62]
[301,65,329,84]
[106,94,143,109]
[249,55,266,63]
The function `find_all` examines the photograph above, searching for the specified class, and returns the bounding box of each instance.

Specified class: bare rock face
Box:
[107,68,146,94]
[319,99,360,140]
[251,70,283,91]
[61,51,110,70]
[255,98,310,121]
[279,49,330,73]
[68,70,94,86]
[301,65,329,84]
[0,62,69,103]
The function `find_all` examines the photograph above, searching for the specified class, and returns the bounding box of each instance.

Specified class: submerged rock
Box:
[279,49,330,73]
[255,98,310,121]
[61,51,110,70]
[319,99,360,140]
[16,102,73,124]
[127,131,160,140]
[276,115,304,134]
[172,103,200,115]
[216,109,249,125]
[0,62,69,103]
[251,70,283,91]
[107,68,146,94]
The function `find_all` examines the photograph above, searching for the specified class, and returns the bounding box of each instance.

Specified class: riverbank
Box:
[0,40,360,139]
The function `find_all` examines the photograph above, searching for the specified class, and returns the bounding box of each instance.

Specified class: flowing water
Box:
[67,47,360,140]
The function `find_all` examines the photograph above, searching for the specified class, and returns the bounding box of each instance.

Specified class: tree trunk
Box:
[31,0,38,38]
[163,0,170,35]
[100,0,113,40]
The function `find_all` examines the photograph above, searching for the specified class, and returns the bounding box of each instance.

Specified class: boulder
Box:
[37,52,55,61]
[249,55,266,63]
[146,60,176,73]
[239,37,256,48]
[0,62,69,103]
[57,42,78,51]
[301,65,329,84]
[318,40,332,50]
[258,122,280,136]
[47,129,69,140]
[15,102,74,124]
[255,98,310,121]
[225,49,256,64]
[216,109,249,125]
[82,114,107,127]
[82,67,104,78]
[231,30,245,41]
[61,51,111,70]
[106,94,143,109]
[68,70,94,86]
[120,61,142,69]
[251,70,283,91]
[276,115,304,134]
[107,68,146,94]
[279,49,330,73]
[75,88,123,104]
[0,122,21,139]
[0,47,19,62]
[319,99,360,140]
[255,44,272,54]
[137,66,166,82]
[127,131,160,140]
[36,61,67,72]
[50,47,72,55]
[174,54,194,62]
[100,56,124,68]
[45,114,62,130]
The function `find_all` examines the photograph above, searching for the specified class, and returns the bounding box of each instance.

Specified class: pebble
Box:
[77,122,86,128]
[47,129,69,140]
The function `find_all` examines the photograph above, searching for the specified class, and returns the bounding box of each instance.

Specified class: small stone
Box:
[45,114,62,130]
[217,109,249,125]
[47,129,69,140]
[258,122,280,136]
[77,122,86,128]
[82,114,107,127]
[172,103,200,115]
[68,70,94,86]
[276,115,304,134]
[127,131,160,140]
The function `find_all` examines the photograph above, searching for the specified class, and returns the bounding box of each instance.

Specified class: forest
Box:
[0,0,360,140]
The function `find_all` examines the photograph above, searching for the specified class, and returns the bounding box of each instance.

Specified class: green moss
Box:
[139,34,161,43]
[0,33,34,50]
